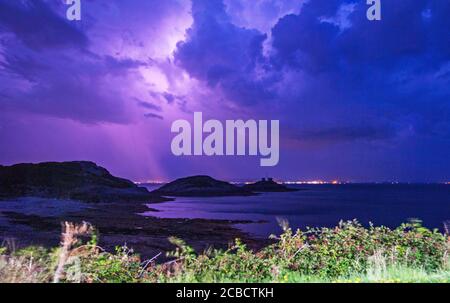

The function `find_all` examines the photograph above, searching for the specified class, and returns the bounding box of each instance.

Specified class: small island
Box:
[242,178,299,192]
[0,161,165,203]
[152,175,257,197]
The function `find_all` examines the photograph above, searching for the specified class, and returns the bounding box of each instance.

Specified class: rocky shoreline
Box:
[0,198,270,260]
[0,161,272,260]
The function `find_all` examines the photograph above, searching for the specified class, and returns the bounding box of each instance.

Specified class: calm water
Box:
[143,184,450,238]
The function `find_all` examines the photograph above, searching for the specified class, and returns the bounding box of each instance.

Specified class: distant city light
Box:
[283,180,343,185]
[135,180,166,185]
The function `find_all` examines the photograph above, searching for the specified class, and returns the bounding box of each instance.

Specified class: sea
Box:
[143,184,450,238]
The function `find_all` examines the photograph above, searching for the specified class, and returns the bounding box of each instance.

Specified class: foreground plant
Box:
[0,219,449,283]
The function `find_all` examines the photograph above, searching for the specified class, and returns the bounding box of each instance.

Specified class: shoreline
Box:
[0,197,270,260]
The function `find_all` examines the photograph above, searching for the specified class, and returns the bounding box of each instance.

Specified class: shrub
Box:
[146,219,449,282]
[0,220,448,283]
[78,246,141,283]
[276,219,448,278]
[0,246,54,283]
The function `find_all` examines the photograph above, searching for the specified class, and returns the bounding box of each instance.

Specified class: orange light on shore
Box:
[135,180,166,185]
[284,180,328,185]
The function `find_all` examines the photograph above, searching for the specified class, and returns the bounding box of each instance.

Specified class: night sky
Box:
[0,0,449,182]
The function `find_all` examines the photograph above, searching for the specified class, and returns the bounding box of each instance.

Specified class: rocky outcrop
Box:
[242,178,299,192]
[0,161,164,203]
[152,175,256,197]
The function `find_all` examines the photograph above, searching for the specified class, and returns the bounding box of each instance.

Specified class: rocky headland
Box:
[0,161,166,203]
[242,178,299,192]
[152,175,257,197]
[0,162,267,259]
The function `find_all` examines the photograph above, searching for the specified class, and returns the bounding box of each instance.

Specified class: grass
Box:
[0,219,449,283]
[284,266,450,283]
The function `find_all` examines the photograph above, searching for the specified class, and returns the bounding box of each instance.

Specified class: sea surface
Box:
[143,184,450,238]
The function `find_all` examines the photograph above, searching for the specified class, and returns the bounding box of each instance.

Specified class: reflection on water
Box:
[143,184,450,238]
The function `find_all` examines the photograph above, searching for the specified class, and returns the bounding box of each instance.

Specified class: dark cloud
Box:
[337,0,429,67]
[0,43,142,124]
[271,7,340,72]
[174,0,450,148]
[270,0,448,72]
[0,49,49,81]
[175,0,274,104]
[144,112,164,120]
[269,0,450,143]
[0,1,156,124]
[148,91,188,110]
[0,0,88,50]
[135,98,162,112]
[162,92,176,104]
[104,56,149,72]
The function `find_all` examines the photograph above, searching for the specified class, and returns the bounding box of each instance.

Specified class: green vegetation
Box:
[1,220,449,283]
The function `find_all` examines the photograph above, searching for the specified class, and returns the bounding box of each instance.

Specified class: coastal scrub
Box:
[0,220,448,283]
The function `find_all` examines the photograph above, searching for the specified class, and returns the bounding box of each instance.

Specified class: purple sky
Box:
[0,0,449,182]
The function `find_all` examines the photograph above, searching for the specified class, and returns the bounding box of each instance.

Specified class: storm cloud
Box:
[0,0,449,181]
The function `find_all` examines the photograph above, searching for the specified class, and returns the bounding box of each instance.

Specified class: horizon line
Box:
[135,179,450,185]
